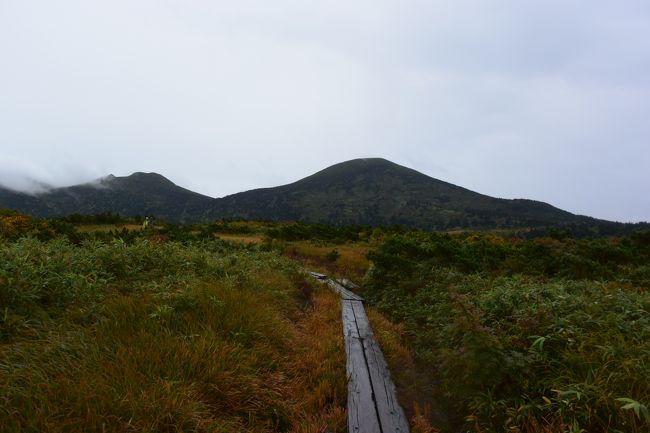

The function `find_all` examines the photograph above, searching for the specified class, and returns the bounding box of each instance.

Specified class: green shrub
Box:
[365,232,650,432]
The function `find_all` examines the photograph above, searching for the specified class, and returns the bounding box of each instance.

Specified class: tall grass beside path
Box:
[364,232,650,432]
[0,237,347,432]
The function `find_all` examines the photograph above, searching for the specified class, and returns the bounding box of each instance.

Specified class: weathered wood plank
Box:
[337,278,359,290]
[350,299,373,338]
[365,337,410,432]
[309,271,328,280]
[342,300,381,433]
[313,271,409,432]
[341,299,358,341]
[328,279,365,302]
[308,271,364,301]
[351,301,409,432]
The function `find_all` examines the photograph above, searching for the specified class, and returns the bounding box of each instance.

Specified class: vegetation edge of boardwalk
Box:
[310,272,410,433]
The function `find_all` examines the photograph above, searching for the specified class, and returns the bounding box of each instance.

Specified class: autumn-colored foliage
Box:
[365,231,650,432]
[0,212,33,238]
[0,234,347,432]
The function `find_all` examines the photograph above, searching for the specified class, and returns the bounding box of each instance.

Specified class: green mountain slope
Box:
[0,173,213,222]
[0,158,642,232]
[208,158,581,229]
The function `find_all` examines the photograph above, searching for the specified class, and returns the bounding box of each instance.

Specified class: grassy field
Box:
[281,241,371,280]
[2,213,649,432]
[364,232,650,433]
[76,223,145,233]
[0,232,347,432]
[215,233,266,245]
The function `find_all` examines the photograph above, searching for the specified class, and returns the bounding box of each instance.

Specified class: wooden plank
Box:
[342,300,381,433]
[309,271,328,280]
[350,299,373,338]
[317,272,408,432]
[351,301,410,433]
[328,279,365,302]
[307,271,363,301]
[365,338,410,433]
[337,278,359,290]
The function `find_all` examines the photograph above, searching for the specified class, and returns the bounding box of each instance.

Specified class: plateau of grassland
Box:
[0,212,347,432]
[2,211,649,433]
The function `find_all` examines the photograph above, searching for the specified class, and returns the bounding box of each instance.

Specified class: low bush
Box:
[365,232,650,432]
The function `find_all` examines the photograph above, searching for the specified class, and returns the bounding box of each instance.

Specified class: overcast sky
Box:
[1,1,649,222]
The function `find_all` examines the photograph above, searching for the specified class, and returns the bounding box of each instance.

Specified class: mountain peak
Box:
[290,157,437,192]
[209,157,584,229]
[318,157,398,171]
[0,158,609,229]
[345,157,392,165]
[107,172,177,188]
[127,172,172,181]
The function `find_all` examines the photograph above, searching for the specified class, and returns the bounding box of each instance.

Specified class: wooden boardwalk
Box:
[310,272,409,433]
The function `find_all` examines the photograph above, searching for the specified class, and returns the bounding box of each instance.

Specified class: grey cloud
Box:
[1,0,649,221]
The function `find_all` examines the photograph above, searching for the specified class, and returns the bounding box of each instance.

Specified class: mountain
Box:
[0,158,641,232]
[0,173,213,222]
[207,158,583,229]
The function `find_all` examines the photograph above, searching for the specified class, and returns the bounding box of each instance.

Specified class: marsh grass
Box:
[281,241,371,280]
[76,224,144,233]
[0,236,346,432]
[366,307,445,432]
[365,232,650,432]
[215,233,266,245]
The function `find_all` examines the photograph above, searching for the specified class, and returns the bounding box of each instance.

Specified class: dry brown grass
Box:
[284,241,371,280]
[0,239,347,432]
[411,405,442,433]
[76,223,144,232]
[215,233,265,244]
[366,307,445,432]
[282,289,348,433]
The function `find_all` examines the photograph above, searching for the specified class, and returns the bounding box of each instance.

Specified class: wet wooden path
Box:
[310,272,409,433]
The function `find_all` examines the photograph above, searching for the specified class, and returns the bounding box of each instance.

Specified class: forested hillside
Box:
[3,159,646,234]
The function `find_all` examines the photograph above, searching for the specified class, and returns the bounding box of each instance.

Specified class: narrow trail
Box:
[310,272,409,433]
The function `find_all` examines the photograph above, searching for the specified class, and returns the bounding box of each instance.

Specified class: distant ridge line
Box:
[1,158,648,232]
